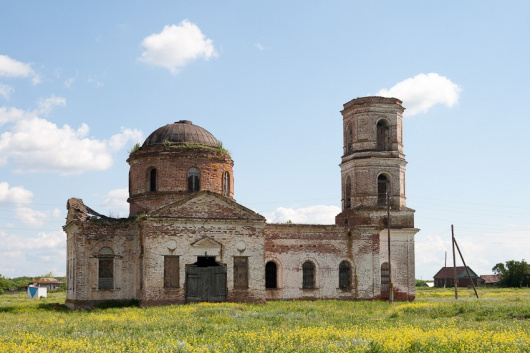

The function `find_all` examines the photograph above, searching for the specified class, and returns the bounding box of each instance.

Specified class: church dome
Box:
[142,120,219,148]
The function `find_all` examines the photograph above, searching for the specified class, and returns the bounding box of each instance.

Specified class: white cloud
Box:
[37,95,66,115]
[0,229,65,251]
[0,55,41,84]
[0,106,26,127]
[0,83,14,99]
[255,43,266,51]
[64,77,75,88]
[139,20,218,74]
[0,181,33,204]
[0,108,143,175]
[265,205,341,224]
[377,73,461,116]
[102,188,129,217]
[15,206,62,227]
[0,230,67,276]
[16,207,47,227]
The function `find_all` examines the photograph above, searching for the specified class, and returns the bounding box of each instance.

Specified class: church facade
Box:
[64,96,418,309]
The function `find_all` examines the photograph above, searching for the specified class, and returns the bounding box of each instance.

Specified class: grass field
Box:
[0,288,529,352]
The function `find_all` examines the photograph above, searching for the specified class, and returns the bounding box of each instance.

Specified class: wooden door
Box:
[186,265,227,303]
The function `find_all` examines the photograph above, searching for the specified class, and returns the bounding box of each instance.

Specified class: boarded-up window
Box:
[233,257,248,289]
[265,261,277,289]
[302,261,315,289]
[381,262,390,292]
[339,261,351,290]
[188,167,200,192]
[164,256,180,288]
[377,174,389,205]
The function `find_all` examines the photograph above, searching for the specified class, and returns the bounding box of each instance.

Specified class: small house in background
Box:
[433,266,483,287]
[27,286,47,298]
[480,274,501,287]
[28,278,63,290]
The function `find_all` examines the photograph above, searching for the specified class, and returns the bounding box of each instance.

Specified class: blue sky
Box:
[1,1,529,280]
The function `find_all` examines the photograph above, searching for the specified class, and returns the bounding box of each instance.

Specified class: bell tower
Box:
[335,96,415,228]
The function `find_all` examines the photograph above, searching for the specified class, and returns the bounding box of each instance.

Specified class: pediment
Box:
[191,236,221,249]
[148,191,265,221]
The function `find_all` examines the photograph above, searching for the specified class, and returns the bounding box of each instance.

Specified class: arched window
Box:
[98,247,114,290]
[381,262,390,292]
[377,174,389,205]
[222,171,230,196]
[345,176,352,209]
[265,261,277,289]
[302,261,315,289]
[339,261,351,290]
[188,167,200,192]
[376,120,390,151]
[149,168,157,192]
[346,123,353,153]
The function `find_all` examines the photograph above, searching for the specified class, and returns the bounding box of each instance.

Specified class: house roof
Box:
[480,275,501,284]
[433,266,478,279]
[30,278,63,284]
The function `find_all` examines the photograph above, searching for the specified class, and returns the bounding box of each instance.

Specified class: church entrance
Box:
[185,256,227,303]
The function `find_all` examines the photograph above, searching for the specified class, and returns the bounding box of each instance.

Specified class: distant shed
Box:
[480,274,501,287]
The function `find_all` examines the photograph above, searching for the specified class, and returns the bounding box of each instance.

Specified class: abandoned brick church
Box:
[64,96,419,309]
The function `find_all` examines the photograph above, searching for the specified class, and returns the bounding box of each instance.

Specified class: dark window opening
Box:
[149,168,157,192]
[164,256,180,288]
[302,261,315,289]
[188,167,200,192]
[98,247,114,290]
[346,123,353,153]
[377,174,389,205]
[194,256,219,267]
[233,257,249,289]
[265,261,277,289]
[345,176,352,209]
[376,120,390,151]
[222,171,230,196]
[381,262,390,292]
[339,261,351,290]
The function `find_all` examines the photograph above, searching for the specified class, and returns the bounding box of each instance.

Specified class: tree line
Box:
[492,259,530,287]
[0,273,66,294]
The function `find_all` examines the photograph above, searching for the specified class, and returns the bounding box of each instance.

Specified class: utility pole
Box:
[444,251,447,289]
[387,190,393,304]
[452,225,458,299]
[453,229,479,299]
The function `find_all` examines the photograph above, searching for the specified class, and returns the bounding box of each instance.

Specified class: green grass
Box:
[0,288,529,352]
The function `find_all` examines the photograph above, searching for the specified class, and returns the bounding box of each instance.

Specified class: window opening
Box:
[302,261,315,289]
[265,261,277,289]
[376,120,390,151]
[346,123,353,153]
[345,176,352,209]
[222,171,230,196]
[98,247,114,290]
[149,168,157,192]
[339,261,351,289]
[377,174,389,205]
[381,262,390,292]
[188,167,200,192]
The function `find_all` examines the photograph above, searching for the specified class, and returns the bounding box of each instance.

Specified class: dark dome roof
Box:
[142,120,219,148]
